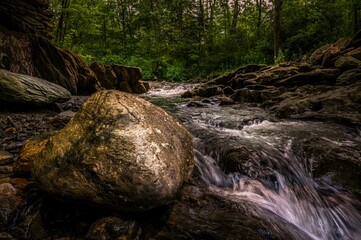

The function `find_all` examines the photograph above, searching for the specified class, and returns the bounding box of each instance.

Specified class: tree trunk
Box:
[231,0,240,34]
[256,0,262,31]
[103,15,107,48]
[55,0,70,45]
[273,0,283,60]
[222,0,230,37]
[354,1,359,33]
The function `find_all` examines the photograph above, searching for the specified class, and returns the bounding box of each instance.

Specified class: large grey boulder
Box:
[32,90,194,211]
[0,69,71,105]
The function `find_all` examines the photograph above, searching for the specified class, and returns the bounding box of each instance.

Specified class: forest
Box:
[50,0,361,81]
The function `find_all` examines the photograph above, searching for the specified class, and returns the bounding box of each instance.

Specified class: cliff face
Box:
[0,0,53,38]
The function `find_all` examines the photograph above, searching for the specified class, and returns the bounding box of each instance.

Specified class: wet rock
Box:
[243,79,258,86]
[275,68,341,87]
[231,88,257,102]
[197,85,224,97]
[212,72,236,85]
[231,88,281,104]
[296,63,316,72]
[0,183,25,229]
[59,96,88,112]
[0,150,13,165]
[50,111,76,129]
[336,68,361,85]
[223,86,235,95]
[90,62,118,90]
[111,64,142,84]
[152,184,302,240]
[180,90,194,98]
[131,81,148,94]
[256,66,299,86]
[309,44,333,65]
[291,136,361,197]
[86,217,141,240]
[309,38,350,66]
[58,49,101,95]
[187,101,206,108]
[141,81,150,91]
[9,178,32,190]
[90,63,147,94]
[10,197,48,240]
[345,46,361,60]
[235,64,267,74]
[0,69,71,106]
[32,90,194,211]
[246,84,273,90]
[15,134,52,175]
[0,166,13,174]
[31,36,101,95]
[275,83,361,125]
[118,81,133,93]
[219,96,235,106]
[0,232,15,240]
[231,73,258,89]
[0,53,10,71]
[334,56,361,70]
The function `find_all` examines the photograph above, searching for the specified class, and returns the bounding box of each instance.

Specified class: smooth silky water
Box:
[142,81,361,240]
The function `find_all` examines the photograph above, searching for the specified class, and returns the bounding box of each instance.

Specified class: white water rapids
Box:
[143,81,361,240]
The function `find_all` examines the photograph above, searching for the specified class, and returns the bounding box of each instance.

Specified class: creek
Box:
[143,81,361,240]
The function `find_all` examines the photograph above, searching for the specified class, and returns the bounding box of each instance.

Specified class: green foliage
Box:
[164,60,188,82]
[50,0,358,80]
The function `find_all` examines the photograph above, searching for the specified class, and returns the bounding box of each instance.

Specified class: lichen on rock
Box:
[32,90,194,211]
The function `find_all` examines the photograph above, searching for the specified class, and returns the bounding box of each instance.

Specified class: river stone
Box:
[0,69,71,106]
[336,68,361,85]
[32,90,194,211]
[86,217,141,240]
[334,56,361,70]
[0,183,25,229]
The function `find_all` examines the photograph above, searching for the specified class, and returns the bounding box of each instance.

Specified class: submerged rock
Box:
[0,69,71,106]
[32,90,194,211]
[0,183,25,229]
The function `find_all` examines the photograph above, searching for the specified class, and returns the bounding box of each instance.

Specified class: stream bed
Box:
[143,81,361,240]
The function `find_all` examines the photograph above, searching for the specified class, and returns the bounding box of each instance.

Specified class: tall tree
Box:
[55,0,70,45]
[273,0,283,60]
[353,0,360,33]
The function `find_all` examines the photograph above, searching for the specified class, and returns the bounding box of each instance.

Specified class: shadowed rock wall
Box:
[0,0,53,38]
[0,0,148,95]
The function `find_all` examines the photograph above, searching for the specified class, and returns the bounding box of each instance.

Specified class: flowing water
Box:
[143,81,361,240]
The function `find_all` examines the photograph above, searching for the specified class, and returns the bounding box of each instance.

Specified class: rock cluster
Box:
[183,31,361,125]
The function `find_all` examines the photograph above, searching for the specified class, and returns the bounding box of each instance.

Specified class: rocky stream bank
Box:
[0,28,361,239]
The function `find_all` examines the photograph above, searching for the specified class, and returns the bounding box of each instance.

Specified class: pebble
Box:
[0,166,13,174]
[0,232,15,240]
[4,127,16,134]
[0,150,13,165]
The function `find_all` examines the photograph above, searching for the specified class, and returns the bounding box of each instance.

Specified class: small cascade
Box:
[194,139,361,240]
